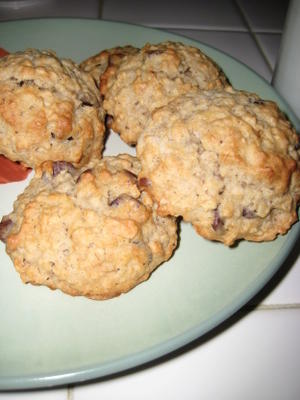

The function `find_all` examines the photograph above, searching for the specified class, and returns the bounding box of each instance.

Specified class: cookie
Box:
[0,49,105,168]
[101,41,229,145]
[137,89,300,245]
[0,155,178,299]
[80,45,139,88]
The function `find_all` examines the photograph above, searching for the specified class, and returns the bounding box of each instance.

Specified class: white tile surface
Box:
[0,389,67,400]
[72,308,300,400]
[255,33,282,70]
[167,28,272,81]
[236,0,290,33]
[102,0,247,30]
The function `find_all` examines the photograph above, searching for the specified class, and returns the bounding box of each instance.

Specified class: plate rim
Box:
[0,17,299,390]
[1,222,299,390]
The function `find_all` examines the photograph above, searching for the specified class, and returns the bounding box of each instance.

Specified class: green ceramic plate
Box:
[0,19,299,390]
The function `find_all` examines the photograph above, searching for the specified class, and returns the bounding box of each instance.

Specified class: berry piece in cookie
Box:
[80,45,139,88]
[101,41,229,145]
[1,155,178,299]
[0,49,105,168]
[137,89,300,245]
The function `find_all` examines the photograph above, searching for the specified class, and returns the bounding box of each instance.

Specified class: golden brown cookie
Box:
[101,41,229,145]
[137,89,300,245]
[80,45,139,88]
[0,49,105,168]
[0,155,178,299]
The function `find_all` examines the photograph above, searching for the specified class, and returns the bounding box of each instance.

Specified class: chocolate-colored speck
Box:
[0,217,13,243]
[212,209,224,231]
[138,177,151,188]
[81,100,93,107]
[52,161,75,177]
[105,114,114,128]
[242,208,256,219]
[249,97,265,105]
[18,79,34,87]
[108,195,125,207]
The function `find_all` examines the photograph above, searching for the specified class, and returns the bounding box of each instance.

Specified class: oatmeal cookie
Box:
[80,45,139,88]
[0,49,105,168]
[101,41,229,145]
[0,155,178,299]
[137,89,300,245]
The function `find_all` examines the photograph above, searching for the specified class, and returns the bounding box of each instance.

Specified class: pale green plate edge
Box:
[0,18,299,390]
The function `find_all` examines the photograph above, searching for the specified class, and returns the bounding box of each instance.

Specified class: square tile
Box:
[168,29,272,81]
[0,0,100,21]
[0,389,67,400]
[102,0,247,30]
[255,33,282,70]
[72,308,300,399]
[236,0,290,33]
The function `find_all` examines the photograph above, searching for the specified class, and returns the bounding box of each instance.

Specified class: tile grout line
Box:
[127,23,248,33]
[233,0,274,73]
[60,305,300,397]
[67,385,74,400]
[98,0,103,19]
[243,303,300,311]
[165,27,248,33]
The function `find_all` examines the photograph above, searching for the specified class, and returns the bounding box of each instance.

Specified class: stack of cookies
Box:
[82,41,300,245]
[0,48,177,299]
[0,42,299,300]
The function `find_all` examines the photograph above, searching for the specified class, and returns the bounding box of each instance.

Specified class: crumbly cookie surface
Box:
[0,155,178,299]
[137,89,300,245]
[80,45,139,87]
[0,49,105,168]
[101,41,229,145]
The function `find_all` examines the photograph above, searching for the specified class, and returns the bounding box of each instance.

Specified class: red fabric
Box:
[0,48,32,183]
[0,48,9,57]
[0,155,31,184]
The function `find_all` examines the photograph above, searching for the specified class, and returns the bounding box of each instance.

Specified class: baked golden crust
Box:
[1,155,178,299]
[137,89,300,245]
[0,49,105,168]
[101,41,229,145]
[80,45,139,87]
